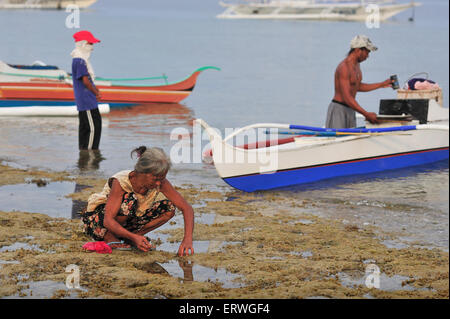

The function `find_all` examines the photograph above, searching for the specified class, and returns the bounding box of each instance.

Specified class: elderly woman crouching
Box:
[81,146,194,256]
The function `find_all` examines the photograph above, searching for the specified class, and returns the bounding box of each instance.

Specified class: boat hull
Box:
[218,1,420,21]
[0,66,219,106]
[0,83,191,106]
[223,147,449,192]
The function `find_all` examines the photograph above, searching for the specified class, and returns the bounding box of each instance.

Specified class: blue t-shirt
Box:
[72,58,98,111]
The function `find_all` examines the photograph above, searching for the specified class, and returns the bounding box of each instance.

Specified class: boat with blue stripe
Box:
[197,98,448,192]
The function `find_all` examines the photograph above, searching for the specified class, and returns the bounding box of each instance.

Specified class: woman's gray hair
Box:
[131,146,171,176]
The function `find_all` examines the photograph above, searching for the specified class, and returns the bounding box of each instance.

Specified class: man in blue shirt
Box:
[71,30,102,150]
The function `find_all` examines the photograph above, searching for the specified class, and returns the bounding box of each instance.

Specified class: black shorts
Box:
[78,108,102,150]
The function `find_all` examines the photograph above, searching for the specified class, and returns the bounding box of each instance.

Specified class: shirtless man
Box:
[325,35,393,128]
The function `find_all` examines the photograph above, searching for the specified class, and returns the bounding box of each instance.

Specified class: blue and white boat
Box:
[218,0,420,21]
[196,98,448,192]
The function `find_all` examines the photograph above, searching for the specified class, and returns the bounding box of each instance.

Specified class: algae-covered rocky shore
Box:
[0,164,448,299]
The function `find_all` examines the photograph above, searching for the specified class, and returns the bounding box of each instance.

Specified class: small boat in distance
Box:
[217,0,421,21]
[0,61,220,107]
[0,0,97,9]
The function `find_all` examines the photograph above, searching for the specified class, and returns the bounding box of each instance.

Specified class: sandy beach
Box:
[0,163,447,299]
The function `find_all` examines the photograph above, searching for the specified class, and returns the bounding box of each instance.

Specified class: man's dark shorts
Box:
[325,100,356,129]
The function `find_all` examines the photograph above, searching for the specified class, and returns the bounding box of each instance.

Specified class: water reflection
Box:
[106,103,194,134]
[107,103,193,119]
[71,184,89,219]
[136,259,245,288]
[177,259,194,282]
[136,259,193,283]
[77,149,105,172]
[71,200,87,220]
[75,149,102,219]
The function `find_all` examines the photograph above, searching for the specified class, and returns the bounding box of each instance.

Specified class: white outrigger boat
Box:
[197,98,448,192]
[217,0,420,21]
[0,0,97,9]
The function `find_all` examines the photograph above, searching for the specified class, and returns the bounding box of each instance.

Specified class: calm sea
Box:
[0,0,448,250]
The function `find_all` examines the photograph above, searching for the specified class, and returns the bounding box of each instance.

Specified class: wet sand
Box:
[0,164,448,299]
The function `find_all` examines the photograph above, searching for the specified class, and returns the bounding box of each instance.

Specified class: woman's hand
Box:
[178,238,194,256]
[132,234,152,252]
[161,180,195,257]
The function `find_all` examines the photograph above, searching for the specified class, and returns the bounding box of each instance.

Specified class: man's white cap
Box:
[350,35,378,51]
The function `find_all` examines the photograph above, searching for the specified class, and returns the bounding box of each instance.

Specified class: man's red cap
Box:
[73,30,100,44]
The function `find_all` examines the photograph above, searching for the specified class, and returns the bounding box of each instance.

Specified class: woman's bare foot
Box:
[103,232,131,249]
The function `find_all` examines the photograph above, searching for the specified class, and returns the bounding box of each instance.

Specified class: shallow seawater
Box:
[336,271,434,293]
[145,211,243,254]
[272,161,449,251]
[0,181,77,218]
[149,236,242,255]
[155,260,246,288]
[0,181,86,219]
[3,280,87,299]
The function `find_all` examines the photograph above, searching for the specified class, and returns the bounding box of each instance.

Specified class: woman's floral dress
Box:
[80,170,175,241]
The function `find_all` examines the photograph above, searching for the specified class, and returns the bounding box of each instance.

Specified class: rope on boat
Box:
[94,75,168,82]
[0,66,221,86]
[0,70,167,82]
